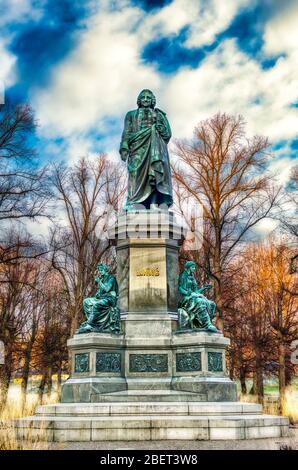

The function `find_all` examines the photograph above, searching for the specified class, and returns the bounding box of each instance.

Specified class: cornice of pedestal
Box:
[108,209,187,245]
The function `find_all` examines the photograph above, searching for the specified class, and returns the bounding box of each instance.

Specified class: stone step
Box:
[90,390,208,403]
[35,401,263,417]
[15,414,289,441]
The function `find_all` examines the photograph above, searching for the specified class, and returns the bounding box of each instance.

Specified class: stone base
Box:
[15,393,289,441]
[61,378,127,403]
[61,329,237,402]
[172,377,237,401]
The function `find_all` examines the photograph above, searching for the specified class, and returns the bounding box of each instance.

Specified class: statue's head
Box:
[97,263,109,275]
[137,89,156,109]
[185,261,197,272]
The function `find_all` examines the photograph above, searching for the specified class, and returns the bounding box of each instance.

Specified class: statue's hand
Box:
[151,109,157,123]
[120,149,128,162]
[156,123,164,134]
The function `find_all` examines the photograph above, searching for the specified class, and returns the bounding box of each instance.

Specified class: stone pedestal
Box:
[62,210,236,402]
[171,331,236,401]
[61,329,236,402]
[114,210,183,316]
[20,209,289,441]
[61,333,126,402]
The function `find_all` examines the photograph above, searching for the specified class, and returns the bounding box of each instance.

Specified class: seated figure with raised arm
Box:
[76,263,120,334]
[178,261,219,333]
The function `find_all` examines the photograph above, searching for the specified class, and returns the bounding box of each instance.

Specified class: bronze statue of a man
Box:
[119,89,173,210]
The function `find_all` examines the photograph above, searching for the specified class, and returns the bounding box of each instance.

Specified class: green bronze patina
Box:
[129,354,168,373]
[96,352,122,373]
[176,352,202,372]
[76,263,121,334]
[74,353,89,373]
[178,261,219,333]
[120,89,173,210]
[208,352,223,372]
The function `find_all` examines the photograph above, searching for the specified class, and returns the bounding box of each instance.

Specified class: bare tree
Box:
[49,155,125,337]
[0,102,51,265]
[172,113,281,329]
[0,252,39,408]
[30,269,69,403]
[265,244,298,412]
[226,242,298,404]
[281,166,298,239]
[14,264,45,407]
[278,165,298,274]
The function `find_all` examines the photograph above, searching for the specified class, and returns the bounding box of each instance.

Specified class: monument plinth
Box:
[16,89,289,441]
[61,209,236,401]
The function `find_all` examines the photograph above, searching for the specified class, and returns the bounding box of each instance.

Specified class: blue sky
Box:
[0,0,297,192]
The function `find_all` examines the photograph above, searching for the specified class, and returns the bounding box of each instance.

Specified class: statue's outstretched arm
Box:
[99,276,116,294]
[197,285,212,294]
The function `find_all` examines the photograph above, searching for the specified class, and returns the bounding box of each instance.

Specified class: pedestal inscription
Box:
[176,352,201,372]
[208,352,223,372]
[129,244,167,312]
[96,352,121,373]
[129,354,168,372]
[74,353,89,373]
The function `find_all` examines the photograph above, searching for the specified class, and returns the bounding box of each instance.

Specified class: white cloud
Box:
[33,0,255,142]
[184,0,252,48]
[0,0,44,99]
[140,0,252,48]
[0,39,17,92]
[263,0,298,56]
[140,0,198,42]
[269,157,297,186]
[0,0,43,28]
[162,39,298,144]
[33,4,161,139]
[30,0,297,166]
[254,218,279,235]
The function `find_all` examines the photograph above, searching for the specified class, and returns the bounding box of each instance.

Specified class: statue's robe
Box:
[178,271,216,330]
[77,274,120,334]
[120,107,173,208]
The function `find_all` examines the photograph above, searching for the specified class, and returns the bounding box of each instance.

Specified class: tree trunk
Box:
[38,368,47,404]
[70,304,79,338]
[278,339,286,415]
[211,215,223,331]
[20,326,37,409]
[0,347,12,411]
[67,348,72,375]
[57,365,62,397]
[240,366,247,394]
[71,262,84,337]
[46,366,52,397]
[255,352,264,403]
[20,351,31,411]
[228,349,235,380]
[249,372,256,395]
[239,367,247,395]
[213,245,223,333]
